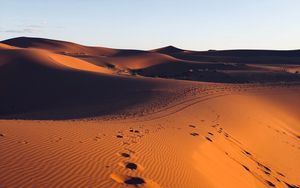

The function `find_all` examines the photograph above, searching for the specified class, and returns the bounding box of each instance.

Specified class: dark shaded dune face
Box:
[144,61,249,73]
[1,37,72,51]
[199,49,300,57]
[0,49,164,120]
[159,49,300,65]
[110,49,149,57]
[152,45,184,54]
[133,61,246,83]
[135,60,300,83]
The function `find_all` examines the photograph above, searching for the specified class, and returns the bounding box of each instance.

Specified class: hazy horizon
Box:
[1,0,300,50]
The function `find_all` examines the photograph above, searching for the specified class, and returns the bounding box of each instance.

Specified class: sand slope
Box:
[0,84,299,188]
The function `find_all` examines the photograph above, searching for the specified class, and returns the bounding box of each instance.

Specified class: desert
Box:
[0,36,299,187]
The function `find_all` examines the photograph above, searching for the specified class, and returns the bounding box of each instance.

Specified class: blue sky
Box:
[1,0,300,50]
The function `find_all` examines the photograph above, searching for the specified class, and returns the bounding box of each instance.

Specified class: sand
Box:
[0,37,299,188]
[0,84,299,188]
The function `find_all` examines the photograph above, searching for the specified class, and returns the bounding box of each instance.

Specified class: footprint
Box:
[95,136,101,139]
[284,182,300,188]
[53,137,62,142]
[110,173,160,187]
[126,163,138,170]
[257,162,271,172]
[242,165,250,172]
[263,171,271,175]
[243,150,252,156]
[118,152,130,158]
[276,172,285,177]
[119,162,143,171]
[190,132,199,136]
[212,124,219,128]
[111,174,145,185]
[265,180,275,187]
[217,128,223,133]
[125,177,145,185]
[205,137,213,142]
[116,135,123,138]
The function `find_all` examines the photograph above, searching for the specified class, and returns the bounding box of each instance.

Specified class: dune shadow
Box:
[0,60,162,120]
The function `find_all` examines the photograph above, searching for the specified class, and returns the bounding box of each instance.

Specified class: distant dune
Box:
[152,45,185,54]
[1,37,300,119]
[2,37,300,83]
[0,40,174,119]
[153,46,300,65]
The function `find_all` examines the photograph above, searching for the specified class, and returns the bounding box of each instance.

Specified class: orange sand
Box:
[0,37,299,188]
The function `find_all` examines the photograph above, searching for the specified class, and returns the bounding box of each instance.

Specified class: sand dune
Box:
[0,44,173,119]
[154,47,300,65]
[2,37,300,83]
[2,37,118,56]
[2,37,182,73]
[0,84,299,188]
[0,37,299,188]
[152,45,185,54]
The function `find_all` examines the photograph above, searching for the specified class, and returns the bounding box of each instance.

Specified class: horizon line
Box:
[1,36,300,52]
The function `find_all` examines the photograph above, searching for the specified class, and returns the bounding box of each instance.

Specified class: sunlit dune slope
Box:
[0,43,18,50]
[2,37,182,71]
[2,37,117,56]
[0,85,299,188]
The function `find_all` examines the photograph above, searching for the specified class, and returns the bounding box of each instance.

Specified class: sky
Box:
[1,0,300,50]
